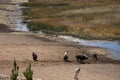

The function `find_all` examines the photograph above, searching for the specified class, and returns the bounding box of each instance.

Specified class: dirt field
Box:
[0,32,120,80]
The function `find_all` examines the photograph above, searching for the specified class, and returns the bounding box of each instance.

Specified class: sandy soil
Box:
[0,32,119,80]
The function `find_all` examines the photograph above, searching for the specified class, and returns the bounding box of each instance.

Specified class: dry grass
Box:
[23,0,120,40]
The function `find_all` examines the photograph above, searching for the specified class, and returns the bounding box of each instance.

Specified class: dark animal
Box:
[93,53,98,60]
[76,55,88,63]
[32,52,38,61]
[64,55,68,62]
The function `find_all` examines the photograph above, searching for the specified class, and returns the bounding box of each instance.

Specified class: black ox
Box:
[75,55,88,63]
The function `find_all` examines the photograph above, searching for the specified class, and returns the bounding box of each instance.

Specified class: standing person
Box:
[74,67,80,80]
[93,53,98,60]
[64,51,68,62]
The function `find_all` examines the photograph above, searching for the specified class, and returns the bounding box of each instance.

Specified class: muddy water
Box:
[8,6,29,31]
[58,35,120,60]
[8,0,29,31]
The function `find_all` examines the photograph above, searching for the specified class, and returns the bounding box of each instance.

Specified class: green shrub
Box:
[23,63,33,80]
[10,60,19,80]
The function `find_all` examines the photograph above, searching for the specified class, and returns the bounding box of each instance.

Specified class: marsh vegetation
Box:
[22,0,120,40]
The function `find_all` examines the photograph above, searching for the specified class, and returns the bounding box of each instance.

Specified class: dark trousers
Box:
[64,55,68,62]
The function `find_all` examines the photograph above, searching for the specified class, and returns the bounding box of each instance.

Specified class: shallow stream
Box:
[58,35,120,59]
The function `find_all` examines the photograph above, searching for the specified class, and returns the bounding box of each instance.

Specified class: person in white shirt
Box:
[64,51,68,62]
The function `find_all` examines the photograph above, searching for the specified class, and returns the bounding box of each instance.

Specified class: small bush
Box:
[10,60,19,80]
[23,63,33,80]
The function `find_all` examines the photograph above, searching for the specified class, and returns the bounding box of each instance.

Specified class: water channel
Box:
[8,0,29,32]
[58,35,120,59]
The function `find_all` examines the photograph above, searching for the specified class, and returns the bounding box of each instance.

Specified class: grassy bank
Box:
[22,0,120,40]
